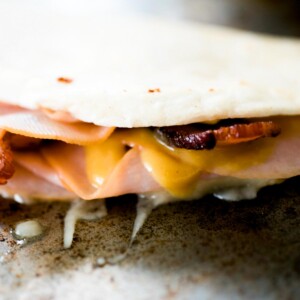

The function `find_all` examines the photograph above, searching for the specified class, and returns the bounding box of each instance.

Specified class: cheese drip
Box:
[14,220,43,239]
[64,199,107,248]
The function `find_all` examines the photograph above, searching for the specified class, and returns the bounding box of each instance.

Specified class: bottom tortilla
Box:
[0,178,299,300]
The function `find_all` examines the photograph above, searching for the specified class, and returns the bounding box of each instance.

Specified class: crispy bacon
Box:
[156,120,281,150]
[214,121,280,146]
[156,125,216,150]
[0,140,14,184]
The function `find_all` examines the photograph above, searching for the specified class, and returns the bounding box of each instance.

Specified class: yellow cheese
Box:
[85,117,297,198]
[119,129,203,197]
[85,136,126,186]
[84,128,274,198]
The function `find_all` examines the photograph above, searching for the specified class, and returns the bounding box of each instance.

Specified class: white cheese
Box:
[213,179,283,201]
[131,192,172,244]
[130,179,281,242]
[14,220,43,239]
[64,199,107,248]
[63,178,282,254]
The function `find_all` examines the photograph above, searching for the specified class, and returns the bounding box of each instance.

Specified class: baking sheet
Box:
[0,181,299,299]
[0,1,300,299]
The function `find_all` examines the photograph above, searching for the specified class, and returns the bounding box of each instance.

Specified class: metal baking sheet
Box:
[0,181,299,299]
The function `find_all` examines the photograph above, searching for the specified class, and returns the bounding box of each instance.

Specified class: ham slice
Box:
[0,102,26,115]
[41,143,161,200]
[205,117,300,179]
[227,135,300,179]
[0,163,76,202]
[1,144,161,201]
[0,102,114,145]
[0,111,114,145]
[10,143,161,201]
[13,151,63,187]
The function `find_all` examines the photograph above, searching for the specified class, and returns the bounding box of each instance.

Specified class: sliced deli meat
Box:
[0,111,114,145]
[0,103,114,145]
[0,163,75,202]
[41,143,161,200]
[13,151,63,188]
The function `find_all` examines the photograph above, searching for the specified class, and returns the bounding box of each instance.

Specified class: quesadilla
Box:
[0,12,300,216]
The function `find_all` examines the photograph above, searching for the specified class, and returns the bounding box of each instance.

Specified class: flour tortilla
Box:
[0,8,300,127]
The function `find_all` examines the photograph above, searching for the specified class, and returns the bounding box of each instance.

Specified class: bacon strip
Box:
[215,121,281,145]
[0,140,14,184]
[156,126,215,150]
[156,120,280,150]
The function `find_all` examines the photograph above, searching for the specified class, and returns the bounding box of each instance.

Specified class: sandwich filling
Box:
[0,102,298,205]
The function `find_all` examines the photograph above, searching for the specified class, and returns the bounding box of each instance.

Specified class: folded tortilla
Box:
[0,12,300,204]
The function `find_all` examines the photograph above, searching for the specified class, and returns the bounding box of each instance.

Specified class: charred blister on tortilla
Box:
[155,119,281,150]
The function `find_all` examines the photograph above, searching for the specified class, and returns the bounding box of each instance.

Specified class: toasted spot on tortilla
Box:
[148,88,161,93]
[57,77,73,84]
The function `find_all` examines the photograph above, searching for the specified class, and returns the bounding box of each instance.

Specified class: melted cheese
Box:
[14,220,43,239]
[212,179,282,201]
[85,136,127,186]
[64,199,107,248]
[85,129,203,197]
[85,125,280,198]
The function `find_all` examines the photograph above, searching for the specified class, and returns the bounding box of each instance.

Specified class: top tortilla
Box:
[0,6,300,127]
